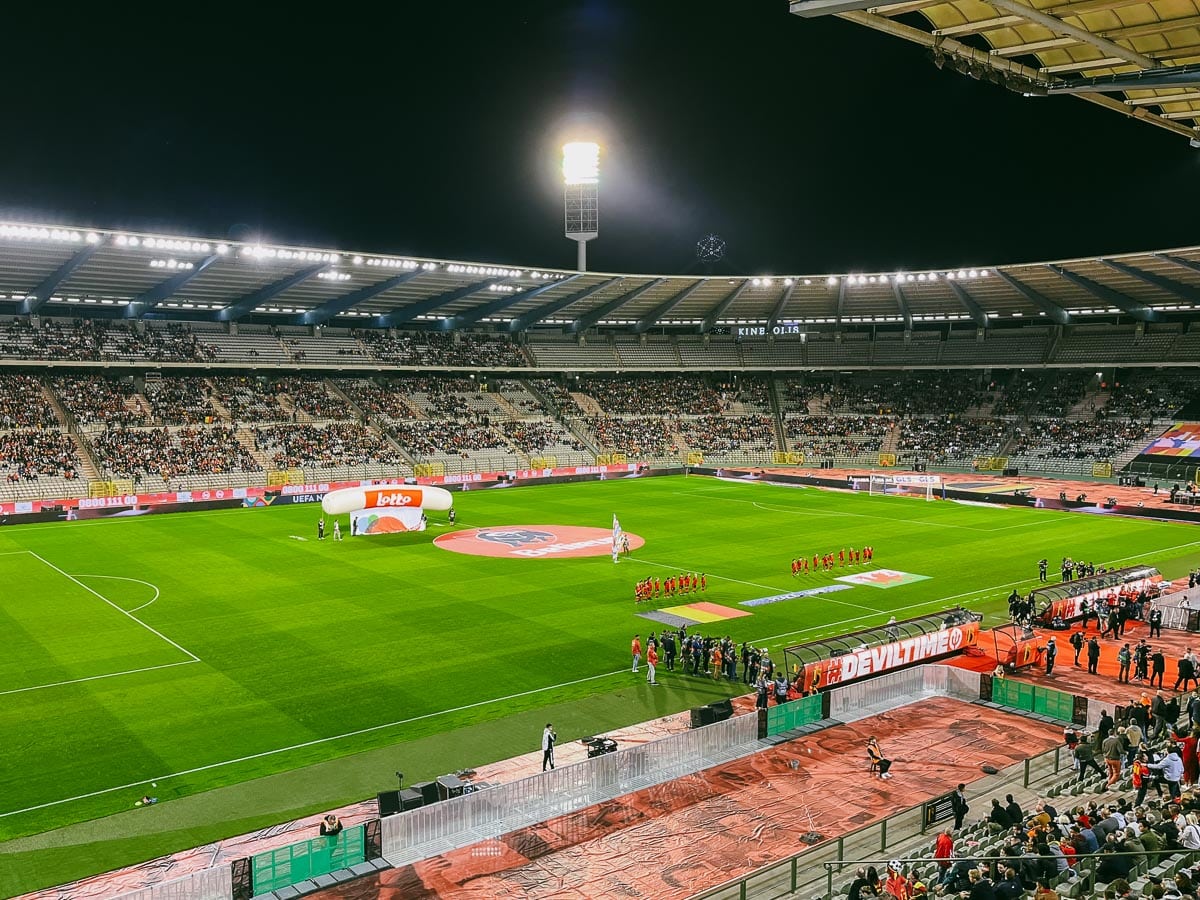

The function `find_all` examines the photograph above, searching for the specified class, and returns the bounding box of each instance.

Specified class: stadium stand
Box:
[0,373,60,428]
[50,374,150,429]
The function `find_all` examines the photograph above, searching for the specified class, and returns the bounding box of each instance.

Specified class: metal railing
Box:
[381,711,760,866]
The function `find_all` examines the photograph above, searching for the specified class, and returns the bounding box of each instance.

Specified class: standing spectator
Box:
[1044,637,1057,676]
[1070,630,1084,666]
[1102,729,1124,787]
[1087,636,1101,675]
[1176,653,1196,693]
[646,642,658,685]
[1148,746,1183,800]
[1149,604,1163,638]
[630,634,641,673]
[934,826,955,879]
[1151,649,1166,689]
[951,783,970,830]
[1118,643,1132,683]
[541,723,556,772]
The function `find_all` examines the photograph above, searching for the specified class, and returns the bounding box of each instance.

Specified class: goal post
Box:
[865,473,942,501]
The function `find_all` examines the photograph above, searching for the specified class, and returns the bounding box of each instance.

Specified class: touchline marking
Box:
[0,660,199,698]
[627,557,879,613]
[75,574,161,613]
[26,552,199,663]
[0,667,629,820]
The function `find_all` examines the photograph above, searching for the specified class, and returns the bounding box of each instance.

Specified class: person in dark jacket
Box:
[1004,794,1024,825]
[989,798,1013,831]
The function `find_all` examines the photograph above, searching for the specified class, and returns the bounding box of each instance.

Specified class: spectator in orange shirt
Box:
[631,634,641,673]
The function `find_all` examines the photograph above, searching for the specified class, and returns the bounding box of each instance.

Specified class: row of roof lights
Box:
[488,284,518,293]
[446,264,523,277]
[0,225,84,242]
[116,235,228,253]
[749,271,990,288]
[149,259,195,270]
[359,257,423,269]
[242,246,339,263]
[317,271,353,282]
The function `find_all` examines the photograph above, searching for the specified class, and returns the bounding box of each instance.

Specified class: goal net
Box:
[863,473,942,501]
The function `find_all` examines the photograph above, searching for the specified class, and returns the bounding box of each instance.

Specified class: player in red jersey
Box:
[700,573,707,592]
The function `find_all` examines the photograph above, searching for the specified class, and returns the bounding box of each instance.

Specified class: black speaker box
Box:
[377,789,402,817]
[413,780,440,805]
[437,774,467,801]
[690,707,705,728]
[710,699,734,721]
[399,788,423,811]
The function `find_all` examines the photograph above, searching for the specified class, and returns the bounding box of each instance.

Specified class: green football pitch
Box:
[3,473,1200,892]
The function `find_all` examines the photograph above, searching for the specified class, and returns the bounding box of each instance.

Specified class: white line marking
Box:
[0,667,630,819]
[26,552,198,662]
[0,549,34,555]
[626,557,879,613]
[0,660,199,698]
[75,574,161,613]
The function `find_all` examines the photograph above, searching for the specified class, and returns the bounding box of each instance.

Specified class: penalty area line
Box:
[0,667,630,820]
[0,659,199,698]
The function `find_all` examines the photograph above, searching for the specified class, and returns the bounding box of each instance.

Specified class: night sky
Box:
[1,2,1197,277]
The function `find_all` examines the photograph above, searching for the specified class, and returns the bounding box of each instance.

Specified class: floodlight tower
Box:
[562,141,599,272]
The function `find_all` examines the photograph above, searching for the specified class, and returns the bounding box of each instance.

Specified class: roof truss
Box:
[376,278,500,328]
[1047,263,1161,320]
[570,278,667,332]
[946,280,990,327]
[633,281,703,334]
[18,244,101,314]
[125,255,220,318]
[449,276,582,329]
[992,270,1072,323]
[222,264,327,323]
[510,279,617,332]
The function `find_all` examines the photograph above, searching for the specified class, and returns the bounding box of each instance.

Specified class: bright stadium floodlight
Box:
[562,141,599,272]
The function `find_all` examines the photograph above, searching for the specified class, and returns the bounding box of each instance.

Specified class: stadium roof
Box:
[789,0,1200,145]
[2,220,1200,331]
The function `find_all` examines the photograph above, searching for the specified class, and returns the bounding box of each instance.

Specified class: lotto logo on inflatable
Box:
[367,489,421,508]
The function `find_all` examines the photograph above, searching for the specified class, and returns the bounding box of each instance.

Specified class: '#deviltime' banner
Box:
[798,621,979,693]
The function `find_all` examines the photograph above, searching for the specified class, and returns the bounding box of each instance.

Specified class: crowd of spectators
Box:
[274,377,349,421]
[144,378,215,425]
[400,378,477,418]
[252,423,402,469]
[359,331,526,367]
[828,373,981,416]
[778,379,834,412]
[529,378,576,413]
[51,375,148,428]
[335,379,418,422]
[585,416,675,456]
[110,323,219,362]
[581,377,721,416]
[0,374,59,429]
[1012,419,1156,460]
[677,415,776,454]
[0,318,219,362]
[389,420,508,458]
[784,414,892,456]
[0,429,80,482]
[501,419,585,454]
[1104,373,1200,421]
[90,426,259,481]
[211,377,287,423]
[896,416,1008,461]
[716,377,771,413]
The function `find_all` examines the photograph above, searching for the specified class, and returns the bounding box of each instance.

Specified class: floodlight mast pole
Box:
[562,142,599,273]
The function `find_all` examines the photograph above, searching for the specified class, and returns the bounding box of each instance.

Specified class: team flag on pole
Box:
[612,513,621,563]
